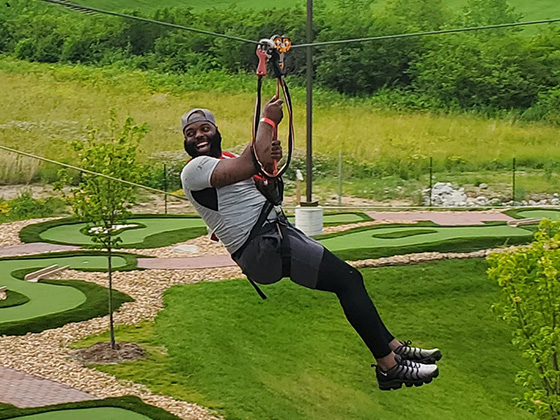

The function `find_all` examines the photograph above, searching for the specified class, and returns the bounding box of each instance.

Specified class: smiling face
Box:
[183,121,222,158]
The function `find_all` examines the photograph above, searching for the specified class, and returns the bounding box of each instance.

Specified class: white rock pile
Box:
[424,182,560,207]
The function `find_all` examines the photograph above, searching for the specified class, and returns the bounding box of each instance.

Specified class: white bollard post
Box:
[295,205,323,236]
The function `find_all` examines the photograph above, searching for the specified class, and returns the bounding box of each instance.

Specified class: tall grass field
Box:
[0,57,558,190]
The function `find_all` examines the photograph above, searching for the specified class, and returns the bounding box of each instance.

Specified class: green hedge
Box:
[0,396,182,420]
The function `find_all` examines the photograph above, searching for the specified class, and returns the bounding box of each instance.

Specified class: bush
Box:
[488,219,560,419]
[2,0,560,114]
[8,191,66,220]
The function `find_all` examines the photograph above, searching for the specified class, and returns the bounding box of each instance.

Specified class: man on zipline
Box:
[180,98,441,391]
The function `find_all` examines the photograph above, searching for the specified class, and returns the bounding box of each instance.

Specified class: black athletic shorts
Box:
[231,222,324,289]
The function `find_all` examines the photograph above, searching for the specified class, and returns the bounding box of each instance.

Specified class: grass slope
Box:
[1,57,559,170]
[79,259,533,420]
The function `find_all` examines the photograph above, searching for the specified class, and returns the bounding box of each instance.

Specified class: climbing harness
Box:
[251,35,294,180]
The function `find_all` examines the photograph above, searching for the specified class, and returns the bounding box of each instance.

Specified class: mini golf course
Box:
[0,253,134,335]
[1,209,559,419]
[3,210,555,335]
[320,224,534,260]
[20,213,372,248]
[513,208,560,221]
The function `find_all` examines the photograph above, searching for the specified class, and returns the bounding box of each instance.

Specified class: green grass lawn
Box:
[76,259,534,420]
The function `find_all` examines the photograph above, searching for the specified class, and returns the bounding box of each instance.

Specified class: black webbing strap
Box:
[235,200,274,300]
[278,220,291,277]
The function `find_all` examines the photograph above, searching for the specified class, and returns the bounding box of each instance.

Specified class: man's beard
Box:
[184,129,222,158]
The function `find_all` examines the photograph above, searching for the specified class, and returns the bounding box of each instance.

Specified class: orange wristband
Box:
[260,117,277,130]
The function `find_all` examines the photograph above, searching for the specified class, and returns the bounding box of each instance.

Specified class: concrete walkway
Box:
[0,243,80,258]
[367,211,515,226]
[0,366,97,408]
[137,254,235,270]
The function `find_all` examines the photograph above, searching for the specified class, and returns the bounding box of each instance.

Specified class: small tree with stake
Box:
[56,112,148,349]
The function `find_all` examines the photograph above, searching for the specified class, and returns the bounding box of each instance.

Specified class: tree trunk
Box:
[108,244,116,350]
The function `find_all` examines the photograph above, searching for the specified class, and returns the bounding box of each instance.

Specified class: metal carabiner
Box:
[256,38,276,76]
[271,35,292,71]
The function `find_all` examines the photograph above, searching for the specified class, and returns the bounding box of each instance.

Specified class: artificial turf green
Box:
[514,209,560,221]
[504,208,560,220]
[0,251,139,272]
[288,212,373,226]
[0,396,182,420]
[20,213,372,249]
[0,254,132,324]
[0,290,29,308]
[87,259,533,420]
[36,218,206,248]
[0,279,132,336]
[320,224,534,260]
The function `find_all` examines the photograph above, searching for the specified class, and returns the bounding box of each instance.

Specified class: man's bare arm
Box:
[210,99,283,188]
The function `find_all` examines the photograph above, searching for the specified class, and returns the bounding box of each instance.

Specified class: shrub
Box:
[488,219,560,419]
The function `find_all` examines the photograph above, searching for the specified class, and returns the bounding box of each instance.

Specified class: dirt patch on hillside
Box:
[72,342,146,365]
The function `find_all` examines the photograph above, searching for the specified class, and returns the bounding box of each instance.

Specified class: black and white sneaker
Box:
[394,340,442,364]
[375,356,439,391]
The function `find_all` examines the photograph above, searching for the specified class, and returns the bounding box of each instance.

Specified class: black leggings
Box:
[314,249,394,359]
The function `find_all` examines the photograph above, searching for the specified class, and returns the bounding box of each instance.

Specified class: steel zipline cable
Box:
[0,144,190,202]
[291,18,560,49]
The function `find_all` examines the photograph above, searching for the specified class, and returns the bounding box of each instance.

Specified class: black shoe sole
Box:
[378,369,439,391]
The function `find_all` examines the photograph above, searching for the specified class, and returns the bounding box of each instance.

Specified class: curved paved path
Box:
[0,366,97,408]
[0,243,80,258]
[366,211,515,225]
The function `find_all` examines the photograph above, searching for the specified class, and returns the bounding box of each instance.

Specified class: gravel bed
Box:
[126,235,228,258]
[0,217,61,247]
